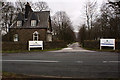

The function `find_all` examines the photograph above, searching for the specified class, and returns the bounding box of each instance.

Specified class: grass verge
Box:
[2,72,120,80]
[2,72,31,78]
[83,47,120,53]
[2,48,62,53]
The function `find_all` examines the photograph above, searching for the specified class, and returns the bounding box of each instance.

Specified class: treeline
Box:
[52,11,75,43]
[1,1,75,43]
[79,1,120,44]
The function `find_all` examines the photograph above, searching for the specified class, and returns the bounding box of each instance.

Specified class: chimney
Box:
[25,2,33,19]
[2,2,4,7]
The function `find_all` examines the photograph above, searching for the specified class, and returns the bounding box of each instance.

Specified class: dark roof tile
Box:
[30,12,38,20]
[17,13,24,21]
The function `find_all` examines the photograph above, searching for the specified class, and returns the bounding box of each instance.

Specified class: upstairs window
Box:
[31,20,37,26]
[17,21,22,27]
[33,31,39,41]
[14,34,18,42]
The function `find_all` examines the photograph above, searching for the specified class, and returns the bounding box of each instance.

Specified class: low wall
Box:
[2,41,67,51]
[83,40,120,50]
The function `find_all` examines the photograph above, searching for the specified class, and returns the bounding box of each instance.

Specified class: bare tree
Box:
[100,3,120,39]
[15,0,26,13]
[78,1,120,44]
[84,0,97,29]
[52,11,71,35]
[52,11,75,42]
[32,1,50,11]
[78,24,87,44]
[0,1,4,35]
[79,0,98,40]
[2,2,16,34]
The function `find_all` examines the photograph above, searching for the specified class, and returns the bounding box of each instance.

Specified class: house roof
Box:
[17,13,24,21]
[11,11,51,29]
[34,11,50,28]
[30,12,38,20]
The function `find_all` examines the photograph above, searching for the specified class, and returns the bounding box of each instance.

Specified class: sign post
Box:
[100,39,115,50]
[29,41,43,51]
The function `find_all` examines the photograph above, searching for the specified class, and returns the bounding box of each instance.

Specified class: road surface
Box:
[2,42,120,78]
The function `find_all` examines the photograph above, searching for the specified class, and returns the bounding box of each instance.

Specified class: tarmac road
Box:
[2,42,120,78]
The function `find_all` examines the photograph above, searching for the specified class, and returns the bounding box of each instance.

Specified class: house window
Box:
[14,34,18,42]
[47,34,52,42]
[17,21,22,27]
[31,20,37,26]
[33,31,39,41]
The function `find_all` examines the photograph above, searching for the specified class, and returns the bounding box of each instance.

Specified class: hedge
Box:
[2,41,67,51]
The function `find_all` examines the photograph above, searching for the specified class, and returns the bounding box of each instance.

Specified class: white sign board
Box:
[29,41,43,51]
[100,39,115,50]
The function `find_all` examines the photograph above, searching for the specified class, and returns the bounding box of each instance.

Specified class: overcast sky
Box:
[44,0,105,32]
[6,0,117,32]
